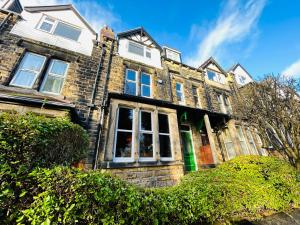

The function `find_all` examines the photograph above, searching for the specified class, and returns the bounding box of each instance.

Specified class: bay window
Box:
[158,113,172,160]
[114,107,134,162]
[139,111,154,161]
[246,128,258,154]
[113,107,174,163]
[223,129,235,159]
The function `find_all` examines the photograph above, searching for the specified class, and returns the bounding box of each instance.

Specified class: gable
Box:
[118,28,161,50]
[206,62,223,74]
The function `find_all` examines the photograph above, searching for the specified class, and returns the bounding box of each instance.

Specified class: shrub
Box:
[158,155,300,224]
[0,112,89,168]
[0,112,89,223]
[9,156,299,225]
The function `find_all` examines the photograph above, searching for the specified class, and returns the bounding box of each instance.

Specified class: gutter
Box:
[93,37,115,170]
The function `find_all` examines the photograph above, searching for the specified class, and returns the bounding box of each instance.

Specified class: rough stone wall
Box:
[102,164,184,187]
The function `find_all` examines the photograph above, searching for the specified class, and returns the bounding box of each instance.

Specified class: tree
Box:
[235,74,300,170]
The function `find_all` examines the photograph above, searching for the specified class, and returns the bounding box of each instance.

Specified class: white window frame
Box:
[158,113,173,161]
[40,59,69,95]
[37,14,82,42]
[145,48,151,59]
[207,70,225,84]
[176,82,185,104]
[140,72,152,98]
[236,126,250,155]
[139,110,155,162]
[113,107,135,163]
[125,69,137,96]
[10,52,47,88]
[128,41,144,56]
[223,129,236,160]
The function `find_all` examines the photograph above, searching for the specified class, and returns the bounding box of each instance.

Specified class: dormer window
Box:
[207,70,225,84]
[165,48,181,62]
[128,41,144,56]
[38,15,81,41]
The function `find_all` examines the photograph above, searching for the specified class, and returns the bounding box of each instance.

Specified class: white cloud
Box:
[186,0,267,67]
[282,59,300,78]
[19,0,120,31]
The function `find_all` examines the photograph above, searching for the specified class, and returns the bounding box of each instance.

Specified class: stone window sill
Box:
[99,160,183,169]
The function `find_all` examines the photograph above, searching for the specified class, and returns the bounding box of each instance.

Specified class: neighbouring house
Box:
[0,0,22,13]
[0,2,268,187]
[228,63,254,87]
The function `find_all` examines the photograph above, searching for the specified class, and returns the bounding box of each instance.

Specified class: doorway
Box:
[180,125,197,172]
[200,131,214,165]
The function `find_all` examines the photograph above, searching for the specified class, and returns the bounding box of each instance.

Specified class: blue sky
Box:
[21,0,300,80]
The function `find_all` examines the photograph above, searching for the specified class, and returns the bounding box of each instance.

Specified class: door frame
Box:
[180,124,198,171]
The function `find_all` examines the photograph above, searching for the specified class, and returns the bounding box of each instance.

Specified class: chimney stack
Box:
[100,25,115,42]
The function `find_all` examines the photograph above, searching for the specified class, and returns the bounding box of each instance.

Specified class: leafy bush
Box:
[158,155,300,224]
[4,156,297,225]
[0,112,89,168]
[0,112,89,223]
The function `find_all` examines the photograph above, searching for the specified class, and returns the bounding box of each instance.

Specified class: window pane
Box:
[125,82,136,95]
[176,91,183,102]
[226,142,235,159]
[54,22,81,41]
[158,114,169,133]
[115,131,132,157]
[146,51,151,58]
[12,71,36,87]
[126,70,136,81]
[141,73,150,85]
[139,133,153,158]
[176,83,182,91]
[159,135,172,158]
[118,108,133,130]
[50,60,68,76]
[141,111,152,131]
[22,53,45,71]
[42,76,64,93]
[40,22,53,32]
[128,42,144,56]
[207,71,216,80]
[141,85,150,97]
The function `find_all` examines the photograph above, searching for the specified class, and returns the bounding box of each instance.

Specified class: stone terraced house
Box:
[0,1,268,187]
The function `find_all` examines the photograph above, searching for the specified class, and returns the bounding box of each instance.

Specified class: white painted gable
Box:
[232,64,254,86]
[10,6,96,56]
[118,30,162,68]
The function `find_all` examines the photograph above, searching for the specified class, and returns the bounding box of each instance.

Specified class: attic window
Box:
[128,41,144,56]
[238,75,246,84]
[38,15,81,41]
[166,49,180,62]
[207,70,225,84]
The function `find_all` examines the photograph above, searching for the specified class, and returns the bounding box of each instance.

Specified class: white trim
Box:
[158,113,174,161]
[37,14,82,42]
[176,82,185,105]
[138,110,155,162]
[113,107,135,163]
[125,69,137,96]
[40,59,69,95]
[10,52,47,89]
[140,72,152,98]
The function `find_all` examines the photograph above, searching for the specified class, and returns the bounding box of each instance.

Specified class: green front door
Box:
[181,126,197,172]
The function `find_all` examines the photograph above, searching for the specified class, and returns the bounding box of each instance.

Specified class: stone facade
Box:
[0,7,268,187]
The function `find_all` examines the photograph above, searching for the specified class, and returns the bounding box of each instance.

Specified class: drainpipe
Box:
[0,12,13,33]
[86,42,105,128]
[93,37,115,170]
[166,66,173,102]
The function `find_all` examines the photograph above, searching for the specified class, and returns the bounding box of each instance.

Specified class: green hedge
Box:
[0,112,89,223]
[2,156,298,225]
